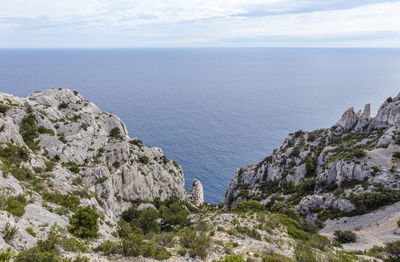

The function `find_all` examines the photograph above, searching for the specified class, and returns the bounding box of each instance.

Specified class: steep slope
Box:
[225,93,400,225]
[0,89,187,251]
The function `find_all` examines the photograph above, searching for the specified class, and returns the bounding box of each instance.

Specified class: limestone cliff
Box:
[225,94,400,224]
[0,89,187,250]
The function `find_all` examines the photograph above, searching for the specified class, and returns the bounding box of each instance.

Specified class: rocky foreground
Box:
[0,89,399,262]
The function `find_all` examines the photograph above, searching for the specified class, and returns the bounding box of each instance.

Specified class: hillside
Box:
[0,89,398,262]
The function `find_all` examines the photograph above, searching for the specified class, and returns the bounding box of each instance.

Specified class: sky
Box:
[0,0,400,48]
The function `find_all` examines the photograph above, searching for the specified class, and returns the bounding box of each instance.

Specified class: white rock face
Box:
[335,107,359,130]
[191,179,204,205]
[0,89,188,251]
[224,94,400,220]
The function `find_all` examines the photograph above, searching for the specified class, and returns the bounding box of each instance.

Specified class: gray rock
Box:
[0,89,189,251]
[224,93,400,221]
[335,107,358,130]
[191,179,204,205]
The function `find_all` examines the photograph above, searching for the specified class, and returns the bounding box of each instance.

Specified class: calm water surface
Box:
[1,48,400,203]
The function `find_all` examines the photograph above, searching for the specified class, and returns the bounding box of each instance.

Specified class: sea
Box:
[1,48,399,203]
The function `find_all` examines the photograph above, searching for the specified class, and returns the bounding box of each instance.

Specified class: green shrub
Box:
[94,240,122,256]
[218,254,246,262]
[14,247,58,262]
[159,201,189,228]
[180,229,211,259]
[0,143,30,166]
[130,139,143,147]
[138,209,160,234]
[354,149,366,158]
[387,97,393,103]
[385,240,400,262]
[60,237,87,252]
[349,189,400,215]
[263,254,295,262]
[44,161,55,171]
[69,207,99,239]
[122,233,171,260]
[138,155,150,165]
[294,242,317,262]
[25,227,36,237]
[305,156,316,177]
[177,248,187,256]
[110,127,121,139]
[158,232,176,247]
[0,248,13,262]
[53,154,60,162]
[334,230,356,244]
[289,148,300,158]
[121,206,141,223]
[69,165,80,173]
[20,113,40,151]
[3,222,18,243]
[309,234,330,251]
[397,220,400,228]
[9,166,34,181]
[37,126,54,135]
[41,192,80,212]
[6,194,28,217]
[231,200,264,213]
[58,102,69,109]
[0,104,9,114]
[393,152,400,159]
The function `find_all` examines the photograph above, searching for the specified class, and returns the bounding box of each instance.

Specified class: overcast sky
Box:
[1,0,400,48]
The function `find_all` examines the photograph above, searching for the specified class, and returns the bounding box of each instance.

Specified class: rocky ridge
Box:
[224,93,400,225]
[0,89,188,251]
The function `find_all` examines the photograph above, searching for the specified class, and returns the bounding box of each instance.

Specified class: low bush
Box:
[69,164,80,173]
[334,230,356,244]
[6,194,28,217]
[44,161,55,171]
[0,248,13,262]
[159,201,189,228]
[180,229,211,259]
[0,143,30,166]
[122,232,171,260]
[110,127,121,139]
[58,102,69,109]
[138,209,160,234]
[3,222,18,243]
[68,207,99,239]
[218,254,246,262]
[393,152,400,159]
[231,200,264,213]
[0,104,9,114]
[25,227,36,237]
[94,240,122,256]
[37,126,54,135]
[20,113,40,151]
[294,242,317,262]
[41,192,80,212]
[385,240,400,262]
[138,155,150,165]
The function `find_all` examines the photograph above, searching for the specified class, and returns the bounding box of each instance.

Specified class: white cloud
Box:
[0,0,399,47]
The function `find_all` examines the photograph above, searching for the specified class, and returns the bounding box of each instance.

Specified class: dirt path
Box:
[320,201,400,251]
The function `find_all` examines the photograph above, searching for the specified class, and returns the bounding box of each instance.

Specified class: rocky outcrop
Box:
[335,107,359,130]
[224,93,400,222]
[191,179,204,205]
[335,103,371,131]
[0,89,188,251]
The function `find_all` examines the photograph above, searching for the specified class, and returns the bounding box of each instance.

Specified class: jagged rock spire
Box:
[335,104,371,130]
[335,107,358,130]
[191,179,204,205]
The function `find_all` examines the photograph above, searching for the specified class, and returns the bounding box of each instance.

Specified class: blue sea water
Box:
[0,48,400,203]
